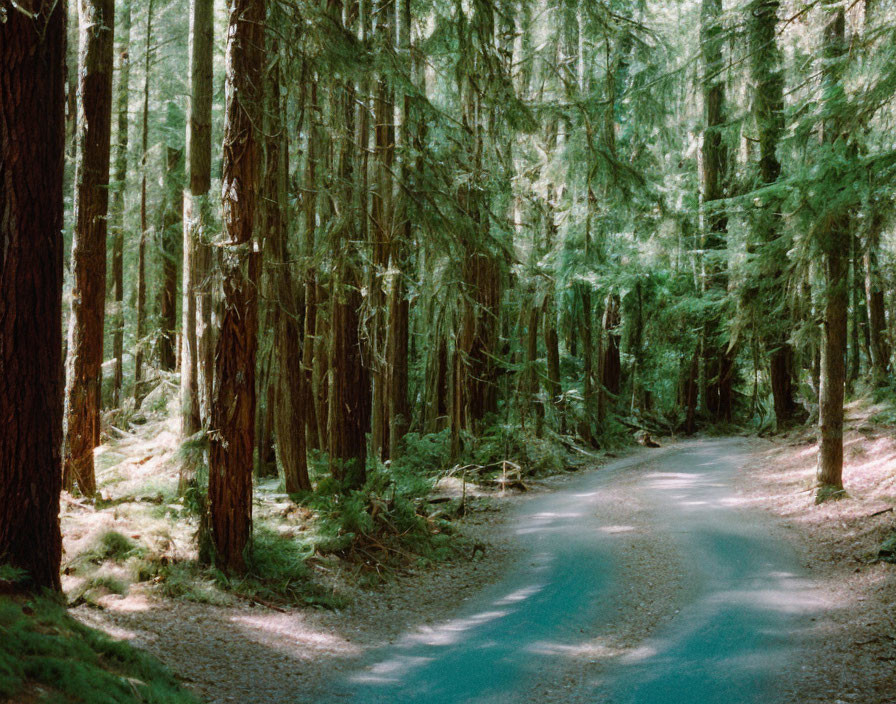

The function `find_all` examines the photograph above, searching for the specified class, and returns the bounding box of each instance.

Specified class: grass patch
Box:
[878,533,896,564]
[69,531,147,574]
[0,594,199,703]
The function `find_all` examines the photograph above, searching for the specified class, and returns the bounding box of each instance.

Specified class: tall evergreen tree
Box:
[63,0,116,496]
[208,0,266,572]
[0,0,66,591]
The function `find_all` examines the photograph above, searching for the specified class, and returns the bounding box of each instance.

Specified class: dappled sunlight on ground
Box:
[733,400,896,703]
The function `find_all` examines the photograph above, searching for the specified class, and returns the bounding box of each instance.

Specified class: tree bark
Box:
[0,0,66,592]
[159,141,183,372]
[110,0,131,409]
[387,0,412,458]
[266,43,310,493]
[370,0,394,462]
[748,0,797,428]
[700,0,733,424]
[134,0,154,406]
[864,221,890,383]
[63,0,115,497]
[208,0,265,573]
[327,0,370,489]
[816,3,848,497]
[182,0,215,435]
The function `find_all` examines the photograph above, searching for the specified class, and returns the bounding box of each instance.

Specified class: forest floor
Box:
[59,391,896,703]
[734,397,896,703]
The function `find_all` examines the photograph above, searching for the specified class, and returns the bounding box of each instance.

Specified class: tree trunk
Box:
[864,223,890,383]
[700,0,732,424]
[181,0,213,441]
[63,0,115,497]
[370,0,394,462]
[110,0,131,409]
[387,0,412,457]
[0,0,66,592]
[816,3,848,497]
[159,142,183,372]
[601,295,622,400]
[302,80,321,453]
[327,0,369,490]
[134,0,154,406]
[208,0,265,573]
[266,42,310,493]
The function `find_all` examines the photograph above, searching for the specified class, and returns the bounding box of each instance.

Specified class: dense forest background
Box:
[4,0,896,585]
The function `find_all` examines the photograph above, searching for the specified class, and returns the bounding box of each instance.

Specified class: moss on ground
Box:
[0,594,200,703]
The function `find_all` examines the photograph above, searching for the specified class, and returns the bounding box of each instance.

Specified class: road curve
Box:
[326,439,824,703]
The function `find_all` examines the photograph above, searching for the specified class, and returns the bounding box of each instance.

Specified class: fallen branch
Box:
[867,506,893,519]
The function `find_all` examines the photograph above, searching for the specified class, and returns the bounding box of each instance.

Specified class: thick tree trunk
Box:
[63,0,115,497]
[110,0,131,409]
[816,3,848,497]
[208,0,265,573]
[0,0,66,592]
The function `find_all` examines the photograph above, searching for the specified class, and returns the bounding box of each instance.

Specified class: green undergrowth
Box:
[878,533,896,563]
[0,592,199,704]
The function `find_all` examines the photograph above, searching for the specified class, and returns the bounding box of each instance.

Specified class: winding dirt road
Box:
[326,439,826,703]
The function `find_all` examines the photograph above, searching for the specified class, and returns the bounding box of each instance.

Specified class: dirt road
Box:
[327,439,826,703]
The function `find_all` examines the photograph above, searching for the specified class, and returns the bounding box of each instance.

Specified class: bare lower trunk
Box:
[0,0,66,591]
[816,5,847,498]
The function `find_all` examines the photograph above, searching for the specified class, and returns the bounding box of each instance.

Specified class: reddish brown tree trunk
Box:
[63,0,115,497]
[0,0,66,592]
[816,3,848,497]
[266,45,310,493]
[208,0,265,573]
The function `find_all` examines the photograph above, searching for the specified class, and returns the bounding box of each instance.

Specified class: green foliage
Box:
[69,532,147,574]
[878,533,896,564]
[0,595,199,703]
